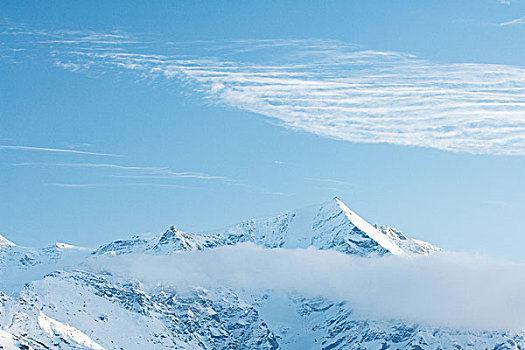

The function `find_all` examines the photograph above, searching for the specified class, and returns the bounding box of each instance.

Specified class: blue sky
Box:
[1,1,524,261]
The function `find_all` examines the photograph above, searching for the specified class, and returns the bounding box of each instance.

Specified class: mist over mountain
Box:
[1,198,524,349]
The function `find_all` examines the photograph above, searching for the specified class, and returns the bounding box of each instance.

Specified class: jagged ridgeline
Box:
[1,198,523,350]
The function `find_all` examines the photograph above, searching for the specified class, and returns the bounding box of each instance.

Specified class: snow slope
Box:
[0,291,103,349]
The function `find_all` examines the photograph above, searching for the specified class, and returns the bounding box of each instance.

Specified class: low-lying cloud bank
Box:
[90,243,525,331]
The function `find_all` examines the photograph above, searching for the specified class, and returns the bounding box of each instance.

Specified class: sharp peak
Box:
[0,233,17,247]
[320,196,352,210]
[322,196,347,205]
[162,226,189,238]
[332,196,345,206]
[321,197,407,256]
[167,225,185,233]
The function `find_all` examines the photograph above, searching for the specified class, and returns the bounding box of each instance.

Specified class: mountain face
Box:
[0,198,522,350]
[374,225,441,256]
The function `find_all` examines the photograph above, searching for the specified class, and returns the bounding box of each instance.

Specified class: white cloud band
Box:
[92,243,525,331]
[4,29,525,155]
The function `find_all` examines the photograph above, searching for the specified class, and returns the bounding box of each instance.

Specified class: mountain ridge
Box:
[6,197,519,350]
[92,197,439,258]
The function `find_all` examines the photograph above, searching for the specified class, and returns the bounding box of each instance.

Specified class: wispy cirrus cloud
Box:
[67,143,93,149]
[3,26,525,155]
[49,183,199,189]
[0,145,119,156]
[11,162,228,180]
[499,15,525,26]
[305,177,355,187]
[11,161,279,192]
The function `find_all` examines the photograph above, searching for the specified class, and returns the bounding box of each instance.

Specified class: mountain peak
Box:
[154,226,196,251]
[329,197,406,256]
[0,234,16,247]
[92,197,439,258]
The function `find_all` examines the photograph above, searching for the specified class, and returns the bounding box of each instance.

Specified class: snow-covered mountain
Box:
[0,235,91,295]
[1,197,522,350]
[93,198,439,257]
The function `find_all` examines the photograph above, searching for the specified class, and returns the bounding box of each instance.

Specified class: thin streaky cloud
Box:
[11,162,228,180]
[261,191,288,196]
[305,177,355,187]
[67,143,93,149]
[12,162,161,171]
[0,145,119,157]
[108,174,189,179]
[4,27,525,155]
[49,183,106,188]
[49,183,200,189]
[12,161,267,191]
[499,15,525,26]
[106,174,280,194]
[109,173,227,181]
